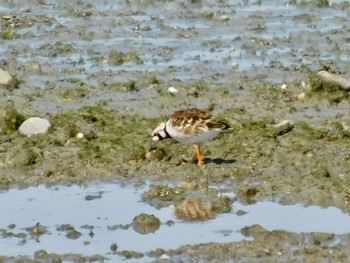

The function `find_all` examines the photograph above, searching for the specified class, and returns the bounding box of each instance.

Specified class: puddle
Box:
[1,180,350,261]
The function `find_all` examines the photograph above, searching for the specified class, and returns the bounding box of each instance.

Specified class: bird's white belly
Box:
[166,123,221,145]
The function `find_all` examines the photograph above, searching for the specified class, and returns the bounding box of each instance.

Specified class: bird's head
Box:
[150,122,170,151]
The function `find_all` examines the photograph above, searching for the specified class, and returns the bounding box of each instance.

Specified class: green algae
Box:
[289,0,330,7]
[121,250,144,259]
[0,101,25,135]
[0,103,153,187]
[2,83,350,215]
[0,29,19,40]
[49,104,150,166]
[101,80,137,92]
[132,213,161,234]
[108,50,144,66]
[54,42,75,54]
[296,121,326,140]
[59,86,93,102]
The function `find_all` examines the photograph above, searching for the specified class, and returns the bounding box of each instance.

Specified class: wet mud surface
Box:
[1,0,350,261]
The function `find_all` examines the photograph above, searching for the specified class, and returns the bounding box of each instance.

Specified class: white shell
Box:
[281,83,287,89]
[76,132,84,139]
[168,86,179,94]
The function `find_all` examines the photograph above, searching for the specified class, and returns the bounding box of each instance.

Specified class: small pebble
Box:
[281,83,287,89]
[218,15,230,23]
[341,122,350,133]
[0,68,12,85]
[231,63,239,69]
[110,243,118,253]
[0,67,17,89]
[273,120,294,136]
[76,132,84,139]
[168,86,179,94]
[297,92,305,102]
[160,254,170,260]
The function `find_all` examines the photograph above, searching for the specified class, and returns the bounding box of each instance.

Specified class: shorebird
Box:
[151,107,230,165]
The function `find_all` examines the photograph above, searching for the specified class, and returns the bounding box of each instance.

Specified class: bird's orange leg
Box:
[193,145,203,166]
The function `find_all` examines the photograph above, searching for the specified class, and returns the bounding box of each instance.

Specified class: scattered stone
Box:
[341,122,350,133]
[121,250,144,259]
[110,243,118,253]
[66,229,82,240]
[0,68,12,85]
[218,15,230,23]
[236,210,248,216]
[26,223,48,237]
[57,224,74,232]
[76,132,84,139]
[231,62,239,69]
[160,254,170,260]
[34,250,49,260]
[273,120,294,137]
[19,117,51,137]
[8,224,16,229]
[167,86,179,95]
[0,68,18,89]
[180,182,198,190]
[149,248,167,258]
[280,83,287,89]
[297,92,306,102]
[85,193,102,201]
[83,240,91,246]
[317,71,350,91]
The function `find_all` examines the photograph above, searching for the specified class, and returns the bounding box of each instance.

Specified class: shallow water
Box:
[1,180,350,261]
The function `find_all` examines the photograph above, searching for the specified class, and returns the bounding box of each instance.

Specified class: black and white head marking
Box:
[151,122,171,141]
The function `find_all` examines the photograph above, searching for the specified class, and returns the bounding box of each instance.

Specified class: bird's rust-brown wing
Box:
[169,108,229,136]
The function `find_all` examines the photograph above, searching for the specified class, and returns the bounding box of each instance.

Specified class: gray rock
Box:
[317,71,350,91]
[19,117,51,137]
[0,68,17,89]
[0,68,11,83]
[273,120,294,137]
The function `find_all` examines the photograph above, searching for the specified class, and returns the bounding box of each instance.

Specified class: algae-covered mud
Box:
[1,0,350,261]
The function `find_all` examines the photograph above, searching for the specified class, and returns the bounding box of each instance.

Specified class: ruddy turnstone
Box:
[151,107,230,165]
